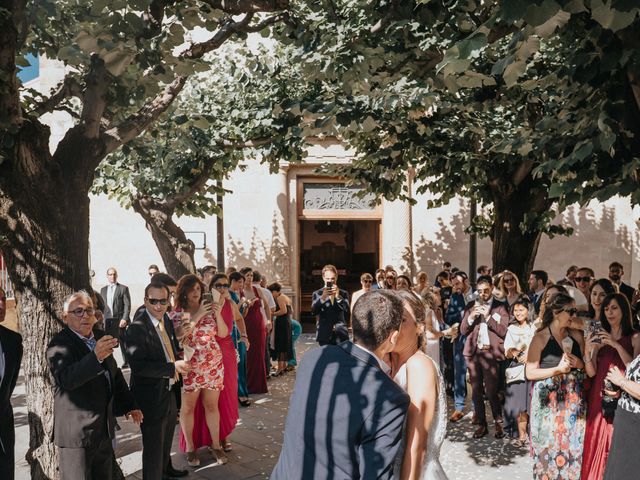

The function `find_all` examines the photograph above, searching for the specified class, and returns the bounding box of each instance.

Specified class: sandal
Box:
[186,451,200,467]
[210,447,228,465]
[239,398,251,407]
[221,439,232,452]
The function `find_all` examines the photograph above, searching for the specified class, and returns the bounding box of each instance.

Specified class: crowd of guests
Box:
[1,264,302,480]
[5,258,640,479]
[324,261,640,480]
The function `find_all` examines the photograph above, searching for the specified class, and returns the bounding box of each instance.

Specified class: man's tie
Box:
[157,320,180,382]
[83,337,111,392]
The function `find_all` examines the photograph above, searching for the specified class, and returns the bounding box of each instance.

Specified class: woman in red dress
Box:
[239,267,268,394]
[175,274,229,467]
[581,292,640,480]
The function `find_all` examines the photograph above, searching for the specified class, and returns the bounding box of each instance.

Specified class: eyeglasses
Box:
[563,307,578,316]
[146,298,168,305]
[69,307,95,317]
[575,276,592,283]
[213,283,230,289]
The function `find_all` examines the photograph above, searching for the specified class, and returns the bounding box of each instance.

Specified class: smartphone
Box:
[202,292,214,304]
[589,320,602,343]
[104,318,120,347]
[326,281,334,289]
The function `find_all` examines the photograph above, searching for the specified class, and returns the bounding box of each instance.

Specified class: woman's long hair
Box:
[498,270,523,297]
[396,289,427,350]
[537,284,569,323]
[175,274,206,310]
[538,292,574,331]
[510,297,534,325]
[600,293,634,336]
[588,278,616,318]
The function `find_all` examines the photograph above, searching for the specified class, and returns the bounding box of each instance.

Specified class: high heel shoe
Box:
[210,447,228,465]
[186,451,200,467]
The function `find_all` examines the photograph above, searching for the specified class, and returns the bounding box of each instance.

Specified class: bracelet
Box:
[621,379,629,391]
[241,334,248,338]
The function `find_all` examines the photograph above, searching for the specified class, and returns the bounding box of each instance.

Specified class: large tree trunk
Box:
[0,122,125,479]
[489,174,552,285]
[132,197,196,279]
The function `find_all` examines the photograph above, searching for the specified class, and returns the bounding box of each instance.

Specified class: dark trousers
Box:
[141,392,177,480]
[119,327,129,365]
[466,350,503,426]
[58,436,114,480]
[0,426,15,480]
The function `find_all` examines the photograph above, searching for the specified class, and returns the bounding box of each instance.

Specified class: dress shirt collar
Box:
[69,328,94,342]
[146,310,163,328]
[353,343,391,375]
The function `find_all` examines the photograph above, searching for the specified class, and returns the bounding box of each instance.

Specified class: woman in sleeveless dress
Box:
[392,290,449,480]
[266,282,293,375]
[174,274,229,467]
[526,293,586,480]
[239,268,268,394]
[581,293,639,480]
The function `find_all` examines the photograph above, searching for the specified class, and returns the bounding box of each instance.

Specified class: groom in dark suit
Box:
[0,287,23,480]
[272,289,410,480]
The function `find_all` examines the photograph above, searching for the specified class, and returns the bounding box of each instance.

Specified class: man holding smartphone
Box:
[311,264,350,346]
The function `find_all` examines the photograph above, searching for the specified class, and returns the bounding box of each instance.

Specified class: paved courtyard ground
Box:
[13,334,532,479]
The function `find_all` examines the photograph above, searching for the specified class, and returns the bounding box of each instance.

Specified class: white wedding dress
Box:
[393,354,449,480]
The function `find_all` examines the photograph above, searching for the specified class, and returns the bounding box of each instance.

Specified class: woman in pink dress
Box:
[239,267,268,394]
[581,292,640,480]
[179,274,247,453]
[175,274,229,467]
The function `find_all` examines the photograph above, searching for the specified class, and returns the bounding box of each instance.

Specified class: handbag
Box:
[505,363,525,384]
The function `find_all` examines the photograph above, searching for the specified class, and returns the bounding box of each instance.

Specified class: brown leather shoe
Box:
[494,423,505,439]
[449,410,464,422]
[472,425,488,438]
[471,412,480,425]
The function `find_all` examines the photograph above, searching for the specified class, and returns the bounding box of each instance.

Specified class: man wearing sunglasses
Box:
[47,291,141,480]
[574,267,595,304]
[125,283,190,480]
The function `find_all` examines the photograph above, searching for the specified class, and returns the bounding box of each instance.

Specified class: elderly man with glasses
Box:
[46,291,142,480]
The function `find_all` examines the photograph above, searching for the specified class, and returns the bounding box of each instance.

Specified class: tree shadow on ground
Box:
[443,400,530,470]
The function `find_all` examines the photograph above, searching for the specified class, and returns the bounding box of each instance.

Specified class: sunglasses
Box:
[69,307,95,318]
[563,307,578,315]
[146,298,168,305]
[575,276,592,283]
[362,280,372,283]
[213,283,230,289]
[503,277,515,283]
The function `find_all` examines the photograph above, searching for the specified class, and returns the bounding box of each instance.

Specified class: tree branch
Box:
[166,157,217,208]
[31,76,83,117]
[370,0,399,34]
[217,137,271,148]
[238,13,286,32]
[201,0,289,14]
[80,54,110,139]
[628,70,640,115]
[102,75,187,154]
[182,13,254,59]
[512,158,535,187]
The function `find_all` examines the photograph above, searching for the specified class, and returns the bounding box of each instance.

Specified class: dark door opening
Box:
[299,219,380,325]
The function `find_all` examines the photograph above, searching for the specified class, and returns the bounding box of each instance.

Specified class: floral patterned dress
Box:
[182,312,224,392]
[529,330,586,480]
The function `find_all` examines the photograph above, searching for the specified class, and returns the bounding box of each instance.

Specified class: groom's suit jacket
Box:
[271,341,409,480]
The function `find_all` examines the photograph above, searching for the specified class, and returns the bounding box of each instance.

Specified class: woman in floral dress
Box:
[175,274,229,467]
[525,293,586,479]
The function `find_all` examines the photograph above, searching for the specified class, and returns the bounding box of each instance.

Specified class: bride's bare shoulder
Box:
[406,351,437,382]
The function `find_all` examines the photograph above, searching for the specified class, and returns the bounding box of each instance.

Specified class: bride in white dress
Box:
[393,290,449,480]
